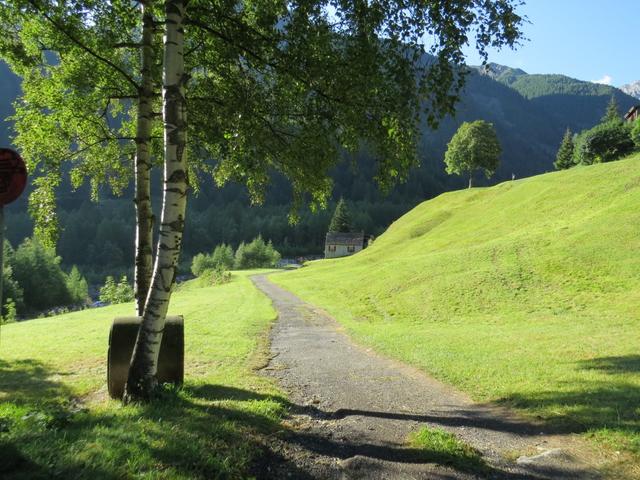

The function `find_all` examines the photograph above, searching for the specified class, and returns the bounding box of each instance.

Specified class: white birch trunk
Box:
[125,0,187,401]
[134,0,156,317]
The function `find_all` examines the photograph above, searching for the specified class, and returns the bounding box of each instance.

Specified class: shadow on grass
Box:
[0,357,615,479]
[183,383,283,403]
[0,360,512,479]
[0,358,308,479]
[496,355,640,443]
[0,359,73,403]
[578,355,640,374]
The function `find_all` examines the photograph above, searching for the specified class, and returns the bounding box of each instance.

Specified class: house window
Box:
[328,245,336,252]
[347,245,355,253]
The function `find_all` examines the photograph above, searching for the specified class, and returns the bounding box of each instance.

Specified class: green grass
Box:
[272,155,640,472]
[0,270,286,479]
[408,426,487,474]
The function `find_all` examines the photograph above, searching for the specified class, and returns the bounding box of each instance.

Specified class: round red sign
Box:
[0,149,27,205]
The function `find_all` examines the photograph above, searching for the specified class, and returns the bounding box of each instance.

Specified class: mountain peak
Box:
[620,80,640,100]
[473,62,527,85]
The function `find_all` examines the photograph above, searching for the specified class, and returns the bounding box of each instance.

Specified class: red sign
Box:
[0,149,27,205]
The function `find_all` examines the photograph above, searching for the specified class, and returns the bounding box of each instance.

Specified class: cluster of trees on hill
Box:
[485,66,638,132]
[554,98,640,170]
[1,238,89,320]
[191,236,281,277]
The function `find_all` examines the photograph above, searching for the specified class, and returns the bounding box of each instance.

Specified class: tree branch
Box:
[27,0,140,90]
[185,18,348,107]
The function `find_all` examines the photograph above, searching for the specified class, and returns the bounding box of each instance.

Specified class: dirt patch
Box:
[252,274,603,479]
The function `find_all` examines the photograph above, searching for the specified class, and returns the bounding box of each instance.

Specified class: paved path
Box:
[251,275,600,480]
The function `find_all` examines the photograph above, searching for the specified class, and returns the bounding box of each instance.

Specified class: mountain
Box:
[0,59,637,279]
[475,63,639,131]
[621,80,640,100]
[475,62,527,84]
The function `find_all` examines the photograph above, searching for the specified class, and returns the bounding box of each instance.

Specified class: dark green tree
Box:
[444,120,502,188]
[66,266,89,305]
[211,244,234,270]
[328,198,353,233]
[602,95,621,123]
[573,121,635,165]
[554,128,575,170]
[10,238,71,312]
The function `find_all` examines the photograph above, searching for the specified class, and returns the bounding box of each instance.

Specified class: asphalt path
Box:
[251,274,601,480]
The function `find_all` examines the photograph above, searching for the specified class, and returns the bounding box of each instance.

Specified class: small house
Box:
[324,232,366,259]
[624,105,640,122]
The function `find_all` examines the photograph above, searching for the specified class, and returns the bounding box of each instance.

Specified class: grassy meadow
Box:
[273,154,640,473]
[0,271,287,479]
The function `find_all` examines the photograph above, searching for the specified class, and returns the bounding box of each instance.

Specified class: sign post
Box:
[0,148,27,334]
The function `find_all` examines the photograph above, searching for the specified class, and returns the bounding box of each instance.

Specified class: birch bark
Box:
[125,0,187,401]
[134,0,156,316]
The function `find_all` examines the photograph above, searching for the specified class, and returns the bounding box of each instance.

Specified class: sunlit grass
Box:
[273,154,640,473]
[408,426,487,474]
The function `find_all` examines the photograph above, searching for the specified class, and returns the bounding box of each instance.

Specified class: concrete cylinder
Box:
[107,315,184,399]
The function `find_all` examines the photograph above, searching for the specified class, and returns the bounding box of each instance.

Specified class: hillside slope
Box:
[273,155,640,472]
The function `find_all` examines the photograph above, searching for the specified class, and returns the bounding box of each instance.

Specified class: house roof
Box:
[325,232,365,246]
[624,105,640,119]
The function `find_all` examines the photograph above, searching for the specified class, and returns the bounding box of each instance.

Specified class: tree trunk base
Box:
[107,315,184,400]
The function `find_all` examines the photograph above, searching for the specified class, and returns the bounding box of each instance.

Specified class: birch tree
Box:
[0,0,161,310]
[125,0,188,401]
[123,0,525,401]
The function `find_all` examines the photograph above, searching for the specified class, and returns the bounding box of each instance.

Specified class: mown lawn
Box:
[0,270,287,479]
[273,155,640,477]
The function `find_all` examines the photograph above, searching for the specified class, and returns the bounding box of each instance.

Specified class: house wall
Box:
[324,244,363,259]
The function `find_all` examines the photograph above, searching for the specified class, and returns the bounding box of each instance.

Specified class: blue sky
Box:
[462,0,639,87]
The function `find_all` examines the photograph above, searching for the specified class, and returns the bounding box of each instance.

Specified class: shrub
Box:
[205,265,232,286]
[211,244,234,269]
[99,275,134,304]
[191,244,235,277]
[3,263,24,315]
[191,253,217,277]
[573,121,634,165]
[234,235,281,269]
[2,298,17,323]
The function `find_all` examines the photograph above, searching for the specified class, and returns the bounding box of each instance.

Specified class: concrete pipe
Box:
[107,315,184,399]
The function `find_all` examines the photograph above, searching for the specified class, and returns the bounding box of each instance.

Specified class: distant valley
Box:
[0,59,637,276]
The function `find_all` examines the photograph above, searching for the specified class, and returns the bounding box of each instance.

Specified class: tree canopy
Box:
[2,0,525,221]
[444,120,502,188]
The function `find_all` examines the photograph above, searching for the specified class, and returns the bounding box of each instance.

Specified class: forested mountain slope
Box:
[479,63,638,131]
[0,61,636,279]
